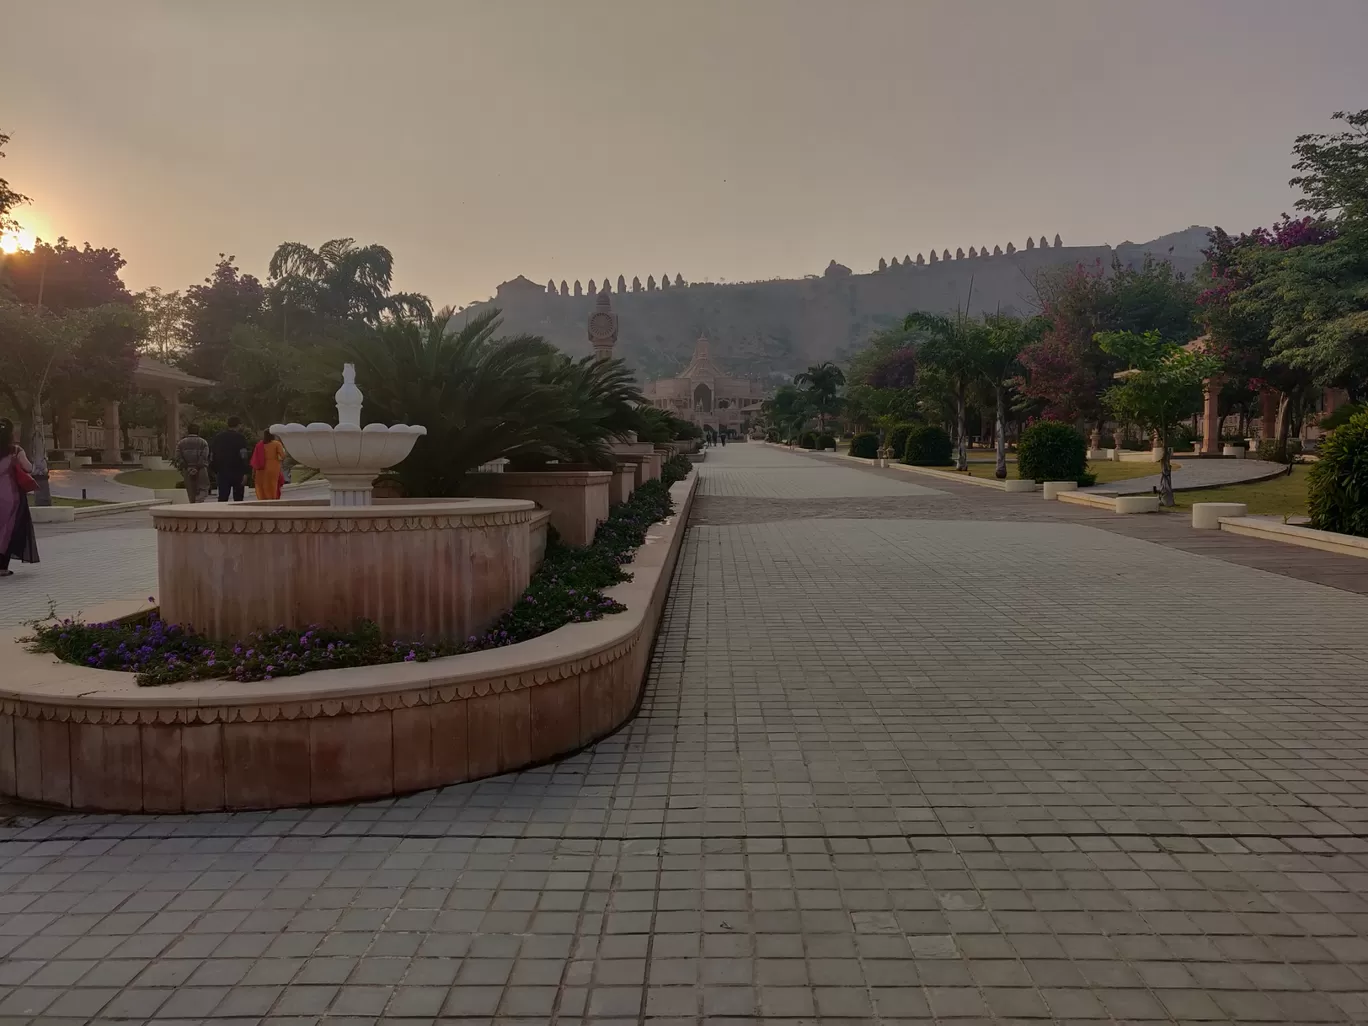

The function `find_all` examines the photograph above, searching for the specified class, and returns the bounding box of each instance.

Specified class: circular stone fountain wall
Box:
[153,499,536,643]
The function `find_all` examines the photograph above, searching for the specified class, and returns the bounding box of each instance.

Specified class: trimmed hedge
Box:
[1256,438,1303,464]
[816,433,836,449]
[1308,409,1368,538]
[885,422,919,463]
[848,432,879,459]
[1018,421,1088,483]
[902,425,953,466]
[799,431,818,449]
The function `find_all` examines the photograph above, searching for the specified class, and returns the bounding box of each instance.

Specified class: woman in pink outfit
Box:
[0,418,40,577]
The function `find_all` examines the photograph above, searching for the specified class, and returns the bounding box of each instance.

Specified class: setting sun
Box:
[0,227,36,253]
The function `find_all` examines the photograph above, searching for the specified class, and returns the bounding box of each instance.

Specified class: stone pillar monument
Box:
[587,289,619,362]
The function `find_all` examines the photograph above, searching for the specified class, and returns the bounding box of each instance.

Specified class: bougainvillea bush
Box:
[28,461,692,686]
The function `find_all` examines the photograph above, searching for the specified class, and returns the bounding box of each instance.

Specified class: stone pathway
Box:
[4,443,1368,1023]
[0,515,157,629]
[46,468,160,503]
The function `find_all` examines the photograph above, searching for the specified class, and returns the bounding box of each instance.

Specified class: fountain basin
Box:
[153,498,535,643]
[270,422,427,506]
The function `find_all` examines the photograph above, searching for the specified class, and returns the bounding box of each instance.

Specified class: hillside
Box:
[459,227,1213,381]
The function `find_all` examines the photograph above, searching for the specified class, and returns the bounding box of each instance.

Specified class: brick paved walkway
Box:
[4,443,1368,1023]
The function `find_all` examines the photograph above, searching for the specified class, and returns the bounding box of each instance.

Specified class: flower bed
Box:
[27,457,694,687]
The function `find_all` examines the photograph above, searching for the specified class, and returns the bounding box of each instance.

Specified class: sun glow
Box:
[0,227,36,254]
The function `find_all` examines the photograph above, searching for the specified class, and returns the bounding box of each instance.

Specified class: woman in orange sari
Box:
[251,429,287,500]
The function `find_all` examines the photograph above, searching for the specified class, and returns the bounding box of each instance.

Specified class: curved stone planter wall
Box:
[0,476,696,813]
[153,499,535,643]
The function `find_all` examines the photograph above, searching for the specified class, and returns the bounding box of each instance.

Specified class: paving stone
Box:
[4,443,1368,1024]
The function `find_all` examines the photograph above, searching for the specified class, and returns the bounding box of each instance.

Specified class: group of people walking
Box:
[0,415,292,581]
[175,418,288,504]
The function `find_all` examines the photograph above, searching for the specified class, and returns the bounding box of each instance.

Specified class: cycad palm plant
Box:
[519,355,646,468]
[346,308,570,496]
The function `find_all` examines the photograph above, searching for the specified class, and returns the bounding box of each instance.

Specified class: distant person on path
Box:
[174,423,211,503]
[250,428,287,501]
[210,417,250,502]
[0,419,40,577]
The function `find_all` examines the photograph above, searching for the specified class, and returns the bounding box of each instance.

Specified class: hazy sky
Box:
[3,0,1366,308]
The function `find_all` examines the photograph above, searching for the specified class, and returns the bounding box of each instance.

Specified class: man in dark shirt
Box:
[209,417,250,502]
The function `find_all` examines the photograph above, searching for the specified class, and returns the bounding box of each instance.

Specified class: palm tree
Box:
[345,307,570,496]
[906,310,989,470]
[794,361,846,434]
[269,238,432,326]
[526,354,646,468]
[761,384,811,444]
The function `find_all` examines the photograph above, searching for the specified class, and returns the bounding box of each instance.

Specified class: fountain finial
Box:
[335,363,363,428]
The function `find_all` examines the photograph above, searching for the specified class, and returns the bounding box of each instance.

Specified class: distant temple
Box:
[644,334,766,434]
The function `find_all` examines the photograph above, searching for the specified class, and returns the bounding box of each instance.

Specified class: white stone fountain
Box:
[271,364,426,506]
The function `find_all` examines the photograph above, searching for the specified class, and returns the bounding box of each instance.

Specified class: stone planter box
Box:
[0,475,697,812]
[468,469,611,547]
[611,464,634,506]
[1042,481,1079,500]
[152,498,535,643]
[1003,479,1038,493]
[1222,444,1246,459]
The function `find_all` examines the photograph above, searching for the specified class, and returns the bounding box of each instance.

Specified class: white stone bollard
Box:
[1003,479,1038,493]
[1042,481,1079,500]
[1192,501,1248,529]
[1114,495,1160,514]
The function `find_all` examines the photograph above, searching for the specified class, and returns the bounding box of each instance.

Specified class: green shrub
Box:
[1256,438,1303,464]
[1321,402,1366,432]
[1168,424,1199,451]
[816,433,836,449]
[1309,410,1368,538]
[885,422,919,461]
[1018,421,1088,483]
[799,431,817,449]
[902,424,953,466]
[764,429,779,442]
[848,432,879,459]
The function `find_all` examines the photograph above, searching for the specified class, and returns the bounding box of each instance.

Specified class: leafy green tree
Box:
[905,310,990,470]
[793,361,845,433]
[0,297,140,457]
[136,287,188,362]
[982,314,1043,479]
[269,238,432,326]
[0,130,28,240]
[1098,330,1220,506]
[760,384,811,444]
[181,255,268,382]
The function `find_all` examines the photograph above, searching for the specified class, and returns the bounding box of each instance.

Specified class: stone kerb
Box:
[153,499,536,644]
[0,475,697,813]
[1193,501,1249,529]
[468,470,612,547]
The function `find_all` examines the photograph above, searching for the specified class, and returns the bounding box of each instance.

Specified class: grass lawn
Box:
[46,497,109,508]
[113,469,183,489]
[1167,463,1310,518]
[959,460,1168,485]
